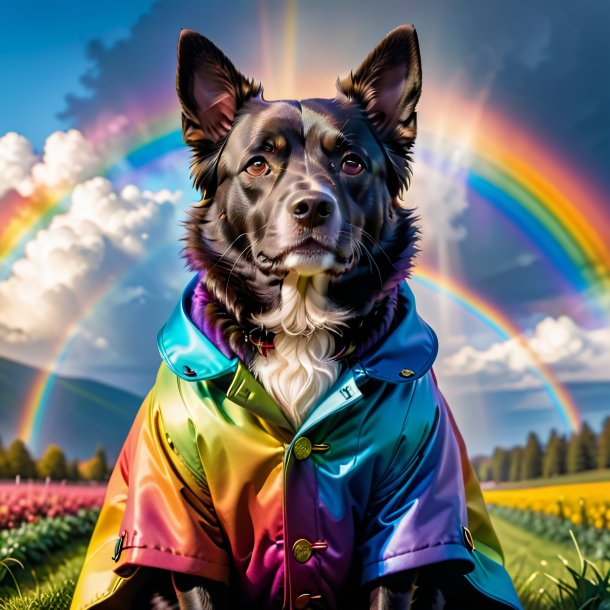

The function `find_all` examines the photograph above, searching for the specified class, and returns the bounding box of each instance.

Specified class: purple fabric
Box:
[190,273,236,360]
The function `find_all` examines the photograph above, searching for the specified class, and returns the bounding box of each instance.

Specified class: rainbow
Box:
[14,245,176,449]
[6,89,607,448]
[412,267,581,432]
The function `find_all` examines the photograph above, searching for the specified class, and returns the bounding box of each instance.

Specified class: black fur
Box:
[177,27,423,364]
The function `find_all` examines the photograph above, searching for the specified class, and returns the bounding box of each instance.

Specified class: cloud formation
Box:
[403,139,471,241]
[0,133,37,198]
[0,176,180,343]
[0,130,100,198]
[443,315,610,388]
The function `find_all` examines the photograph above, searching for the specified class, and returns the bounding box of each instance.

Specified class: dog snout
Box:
[289,194,338,228]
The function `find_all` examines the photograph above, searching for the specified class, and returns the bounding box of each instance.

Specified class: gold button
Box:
[292,538,313,563]
[399,368,415,378]
[463,526,475,552]
[295,593,310,609]
[293,437,313,460]
[295,593,321,609]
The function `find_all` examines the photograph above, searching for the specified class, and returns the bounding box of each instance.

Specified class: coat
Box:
[70,275,523,610]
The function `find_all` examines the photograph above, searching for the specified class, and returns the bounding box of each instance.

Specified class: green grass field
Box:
[0,541,87,609]
[492,513,582,582]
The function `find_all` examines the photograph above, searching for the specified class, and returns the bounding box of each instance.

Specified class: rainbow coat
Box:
[71,276,523,610]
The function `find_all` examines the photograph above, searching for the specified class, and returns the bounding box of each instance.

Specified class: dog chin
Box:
[284,252,337,276]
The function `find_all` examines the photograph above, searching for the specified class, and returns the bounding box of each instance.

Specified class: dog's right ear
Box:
[176,30,262,146]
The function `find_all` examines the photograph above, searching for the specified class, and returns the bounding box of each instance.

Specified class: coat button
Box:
[292,538,313,563]
[295,594,311,609]
[293,437,313,460]
[399,368,415,378]
[463,526,475,552]
[112,530,126,562]
[295,593,322,608]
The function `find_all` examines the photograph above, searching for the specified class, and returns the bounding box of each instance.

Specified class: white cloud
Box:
[0,132,37,197]
[442,315,610,388]
[0,177,181,343]
[0,129,100,198]
[402,136,471,241]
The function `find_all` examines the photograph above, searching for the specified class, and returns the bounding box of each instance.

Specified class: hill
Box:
[0,356,144,461]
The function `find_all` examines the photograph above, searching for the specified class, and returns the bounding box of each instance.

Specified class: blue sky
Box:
[0,0,609,455]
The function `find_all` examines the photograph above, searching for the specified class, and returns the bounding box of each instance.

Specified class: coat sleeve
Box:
[70,366,230,610]
[358,371,523,609]
[358,372,474,585]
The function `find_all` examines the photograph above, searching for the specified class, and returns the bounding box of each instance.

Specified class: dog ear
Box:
[336,25,422,145]
[176,30,262,145]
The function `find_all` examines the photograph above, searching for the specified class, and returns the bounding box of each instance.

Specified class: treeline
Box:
[0,438,110,481]
[473,417,610,483]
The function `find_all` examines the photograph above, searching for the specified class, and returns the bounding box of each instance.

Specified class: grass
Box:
[487,469,610,491]
[492,513,610,609]
[0,541,87,609]
[492,513,582,576]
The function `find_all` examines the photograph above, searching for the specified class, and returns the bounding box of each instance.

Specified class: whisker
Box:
[358,240,383,288]
[211,232,249,270]
[225,244,253,303]
[345,222,394,266]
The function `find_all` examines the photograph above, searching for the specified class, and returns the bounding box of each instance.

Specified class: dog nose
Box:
[290,195,337,227]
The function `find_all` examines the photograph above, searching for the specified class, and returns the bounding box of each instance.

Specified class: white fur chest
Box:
[250,273,353,430]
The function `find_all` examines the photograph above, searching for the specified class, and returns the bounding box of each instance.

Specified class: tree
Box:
[67,459,81,481]
[80,446,109,481]
[491,447,510,482]
[567,423,597,474]
[521,432,543,480]
[597,417,610,469]
[471,456,492,482]
[4,439,37,478]
[543,430,567,478]
[508,447,524,482]
[478,459,493,482]
[37,444,68,480]
[0,438,6,478]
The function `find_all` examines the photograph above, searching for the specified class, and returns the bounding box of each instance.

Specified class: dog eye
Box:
[341,154,365,176]
[245,158,270,177]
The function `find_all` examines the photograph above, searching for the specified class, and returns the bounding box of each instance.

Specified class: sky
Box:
[0,0,609,456]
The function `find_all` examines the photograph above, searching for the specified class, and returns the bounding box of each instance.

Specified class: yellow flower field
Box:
[484,481,610,529]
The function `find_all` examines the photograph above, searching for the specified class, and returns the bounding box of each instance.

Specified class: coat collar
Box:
[157,274,438,385]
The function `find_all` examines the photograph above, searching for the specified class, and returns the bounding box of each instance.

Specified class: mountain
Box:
[0,356,145,461]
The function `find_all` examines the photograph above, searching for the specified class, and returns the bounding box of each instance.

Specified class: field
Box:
[0,477,609,609]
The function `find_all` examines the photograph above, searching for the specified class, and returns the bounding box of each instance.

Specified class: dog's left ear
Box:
[336,25,422,147]
[176,29,262,145]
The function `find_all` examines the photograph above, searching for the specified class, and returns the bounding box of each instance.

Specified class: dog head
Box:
[178,26,421,335]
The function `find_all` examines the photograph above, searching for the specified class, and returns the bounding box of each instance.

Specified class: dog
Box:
[71,26,522,610]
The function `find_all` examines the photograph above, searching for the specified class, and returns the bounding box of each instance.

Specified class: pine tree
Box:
[567,423,597,474]
[478,458,493,482]
[521,432,543,480]
[0,438,6,478]
[81,446,110,481]
[543,430,566,478]
[581,422,597,470]
[67,459,81,481]
[597,417,610,469]
[4,439,37,478]
[491,447,510,482]
[508,447,524,482]
[37,444,68,480]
